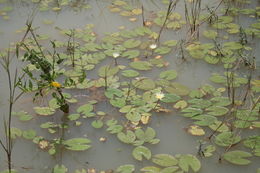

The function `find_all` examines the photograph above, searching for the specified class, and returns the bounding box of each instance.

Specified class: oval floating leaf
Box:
[130,61,152,71]
[223,150,252,165]
[159,70,177,80]
[132,146,152,161]
[64,138,91,151]
[152,154,178,167]
[178,154,201,172]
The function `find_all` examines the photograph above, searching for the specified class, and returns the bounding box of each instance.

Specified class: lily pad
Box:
[206,106,229,116]
[159,70,178,80]
[53,164,68,173]
[91,120,104,129]
[63,138,91,151]
[130,61,153,71]
[22,129,36,140]
[117,130,136,144]
[122,70,140,77]
[116,164,135,173]
[123,39,141,48]
[215,132,241,147]
[132,146,152,161]
[161,93,181,103]
[152,154,178,167]
[223,150,252,165]
[178,154,201,172]
[34,107,55,116]
[98,65,119,77]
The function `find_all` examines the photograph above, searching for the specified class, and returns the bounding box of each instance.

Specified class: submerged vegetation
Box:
[0,0,260,173]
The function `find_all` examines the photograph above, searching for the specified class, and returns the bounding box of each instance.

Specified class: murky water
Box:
[0,0,259,173]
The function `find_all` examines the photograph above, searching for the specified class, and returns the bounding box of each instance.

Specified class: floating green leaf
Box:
[161,93,181,103]
[68,114,80,121]
[152,154,178,167]
[34,107,55,116]
[13,111,33,121]
[130,61,152,71]
[117,130,136,144]
[140,166,161,173]
[223,150,252,165]
[91,120,104,128]
[98,65,119,77]
[122,50,140,59]
[132,146,152,161]
[206,106,229,116]
[215,132,241,147]
[10,127,22,139]
[116,164,135,173]
[132,78,155,90]
[192,114,217,126]
[154,47,171,54]
[178,154,201,172]
[22,129,36,140]
[64,138,91,151]
[203,30,217,39]
[159,70,178,80]
[53,164,68,173]
[123,39,141,48]
[122,70,139,77]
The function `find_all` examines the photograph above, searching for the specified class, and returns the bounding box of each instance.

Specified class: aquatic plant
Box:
[0,49,25,173]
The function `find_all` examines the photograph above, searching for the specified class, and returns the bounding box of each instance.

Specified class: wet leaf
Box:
[152,154,178,167]
[181,107,203,117]
[126,111,141,122]
[206,106,229,116]
[243,136,260,150]
[223,150,252,165]
[117,130,136,144]
[188,99,211,109]
[161,93,181,103]
[165,82,190,96]
[209,121,229,132]
[10,127,22,139]
[64,138,91,151]
[215,132,241,147]
[98,65,119,77]
[110,98,126,108]
[192,114,217,126]
[159,70,178,80]
[123,39,141,48]
[203,30,217,39]
[187,125,205,136]
[130,61,153,70]
[174,100,188,109]
[53,164,68,173]
[160,167,179,173]
[68,114,80,121]
[140,166,161,173]
[132,78,156,90]
[23,129,36,139]
[13,111,33,121]
[132,146,152,161]
[210,97,231,106]
[163,40,178,47]
[34,107,55,116]
[154,47,171,54]
[122,50,140,59]
[178,154,201,172]
[116,164,135,173]
[91,120,104,128]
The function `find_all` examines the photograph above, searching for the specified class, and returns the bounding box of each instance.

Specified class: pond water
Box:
[0,0,260,173]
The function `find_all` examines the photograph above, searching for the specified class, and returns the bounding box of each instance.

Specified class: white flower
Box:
[112,52,120,58]
[155,92,165,100]
[149,43,157,50]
